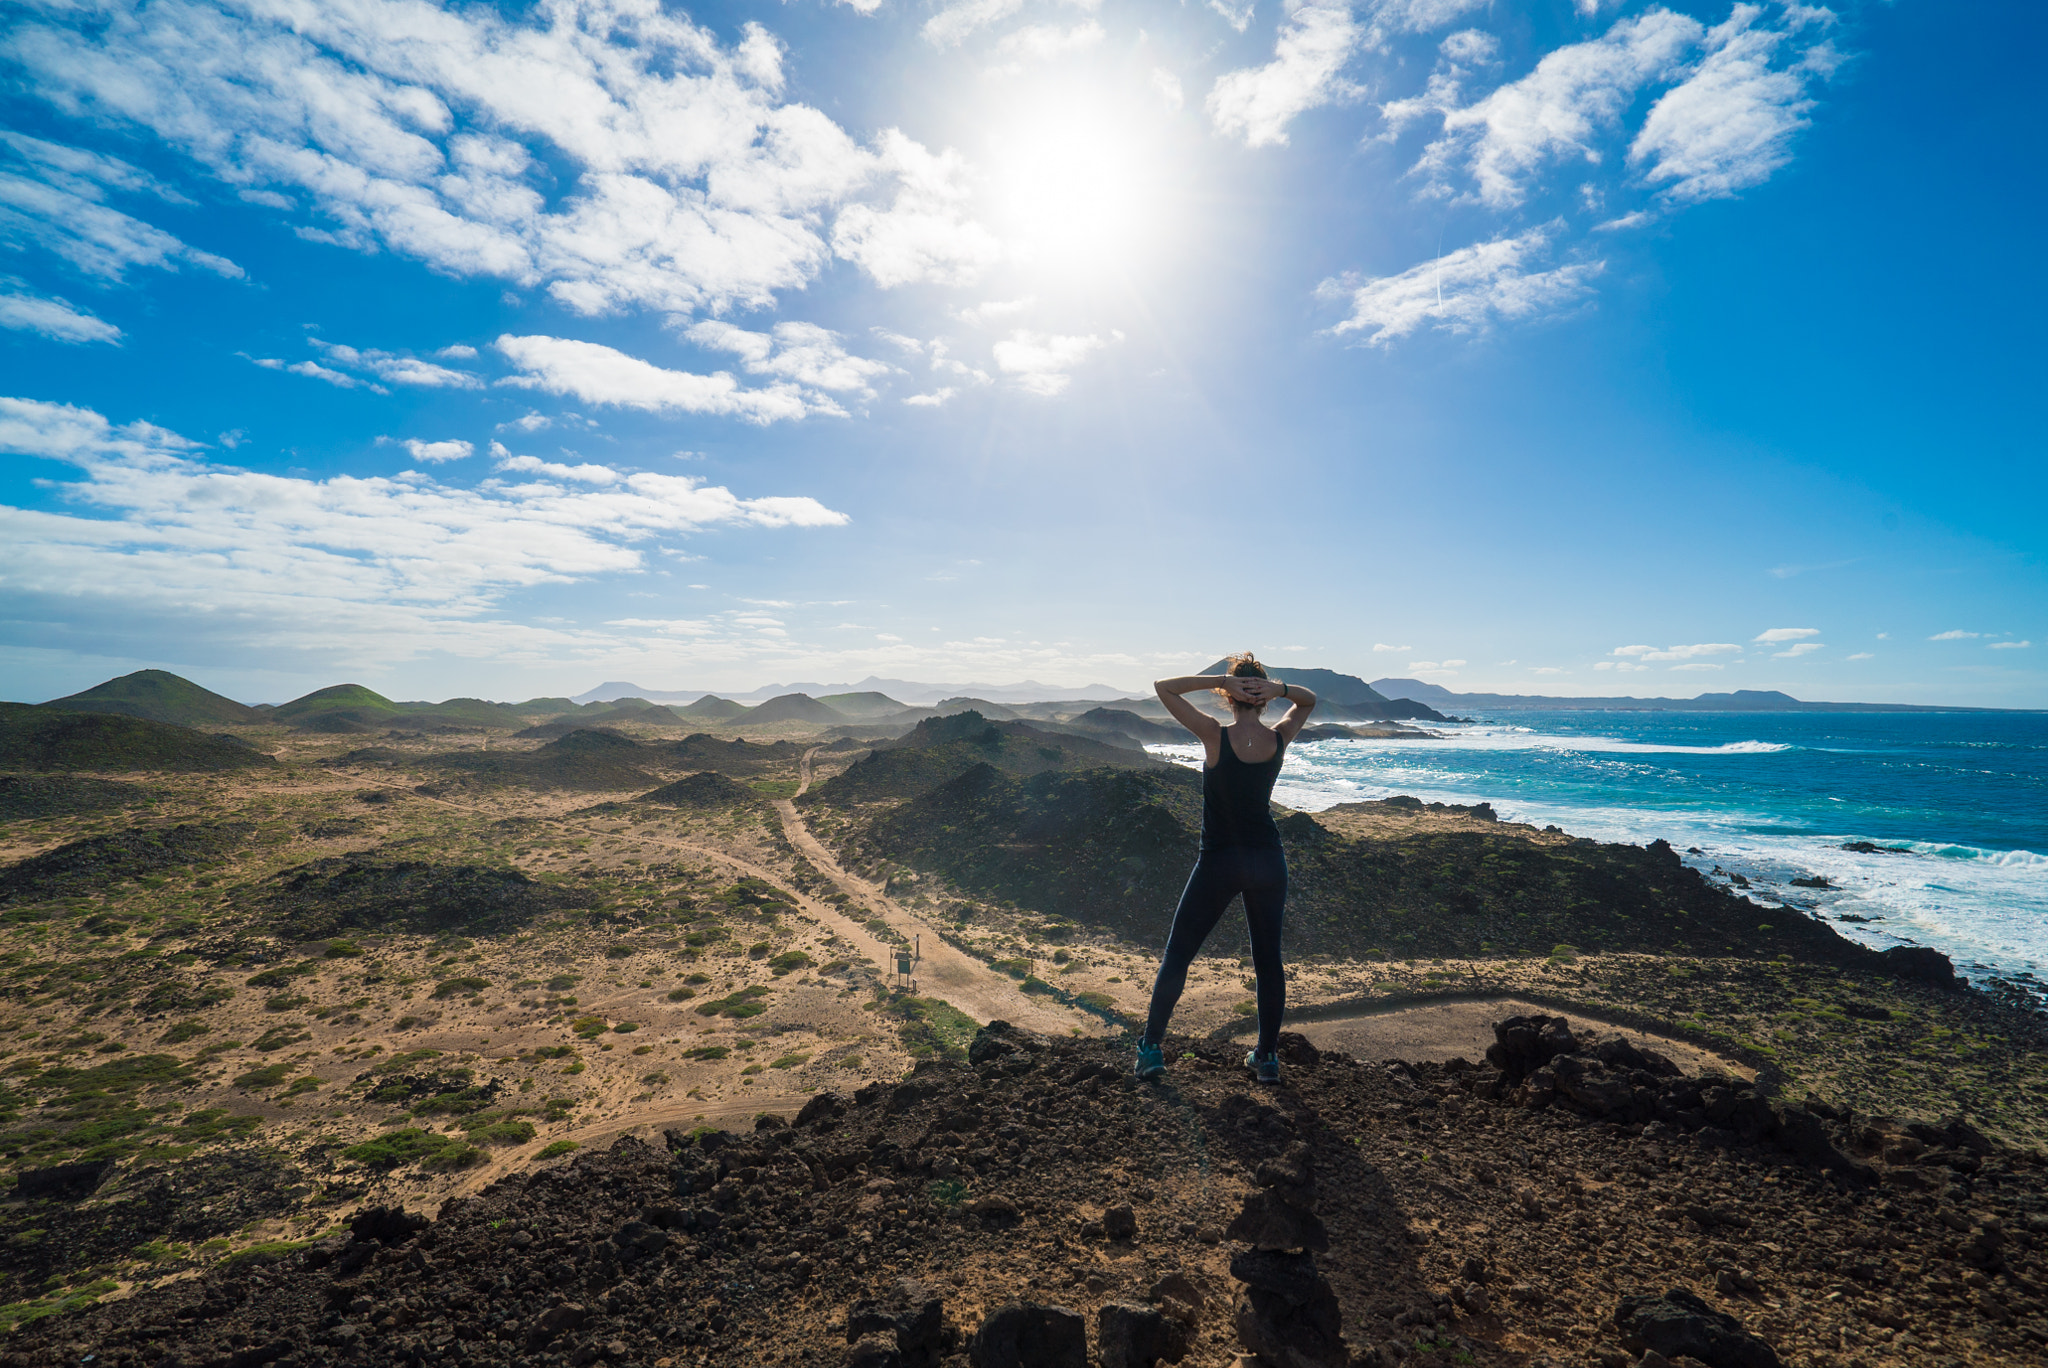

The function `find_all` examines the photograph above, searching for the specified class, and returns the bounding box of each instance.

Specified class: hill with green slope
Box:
[0,706,276,773]
[39,670,264,727]
[274,684,396,721]
[741,693,844,726]
[674,695,750,722]
[816,691,918,720]
[801,710,1158,809]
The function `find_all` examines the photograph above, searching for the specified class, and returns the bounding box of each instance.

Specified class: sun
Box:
[978,79,1174,282]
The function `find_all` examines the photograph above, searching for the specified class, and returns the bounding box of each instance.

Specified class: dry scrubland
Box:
[0,696,2043,1366]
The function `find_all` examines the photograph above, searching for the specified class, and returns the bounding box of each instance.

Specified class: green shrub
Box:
[536,1140,579,1159]
[768,950,812,976]
[612,1021,638,1034]
[160,1019,210,1044]
[431,976,490,999]
[683,1045,729,1061]
[694,986,770,1019]
[343,1127,463,1168]
[666,987,696,1001]
[768,1053,809,1070]
[324,940,363,958]
[571,1016,608,1038]
[233,1063,291,1090]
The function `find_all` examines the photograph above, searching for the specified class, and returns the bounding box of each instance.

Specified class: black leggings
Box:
[1143,845,1287,1054]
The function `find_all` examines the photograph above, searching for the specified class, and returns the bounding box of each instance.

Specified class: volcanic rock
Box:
[1096,1300,1191,1368]
[967,1302,1087,1368]
[1613,1288,1784,1368]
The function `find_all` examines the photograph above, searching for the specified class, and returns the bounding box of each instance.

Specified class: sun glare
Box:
[979,83,1170,281]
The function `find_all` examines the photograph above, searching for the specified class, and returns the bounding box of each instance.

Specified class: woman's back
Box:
[1201,725,1286,851]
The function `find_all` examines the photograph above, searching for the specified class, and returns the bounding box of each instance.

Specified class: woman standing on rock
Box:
[1137,654,1315,1085]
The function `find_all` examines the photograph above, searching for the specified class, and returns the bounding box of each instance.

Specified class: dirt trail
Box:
[772,794,1094,1038]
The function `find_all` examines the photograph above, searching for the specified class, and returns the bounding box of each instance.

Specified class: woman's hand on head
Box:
[1221,676,1261,704]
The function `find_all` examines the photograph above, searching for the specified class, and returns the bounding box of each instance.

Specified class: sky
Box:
[1,0,2042,708]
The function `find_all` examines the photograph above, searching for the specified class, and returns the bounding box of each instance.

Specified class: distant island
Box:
[1369,679,2033,714]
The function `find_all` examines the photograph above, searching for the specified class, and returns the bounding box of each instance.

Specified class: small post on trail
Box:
[893,935,921,994]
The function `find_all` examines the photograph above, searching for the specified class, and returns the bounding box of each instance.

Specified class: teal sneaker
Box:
[1134,1039,1166,1079]
[1245,1048,1281,1086]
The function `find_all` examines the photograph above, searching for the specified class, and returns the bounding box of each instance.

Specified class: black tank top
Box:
[1201,726,1287,851]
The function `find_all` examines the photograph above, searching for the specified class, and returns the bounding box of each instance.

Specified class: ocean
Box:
[1150,709,2048,994]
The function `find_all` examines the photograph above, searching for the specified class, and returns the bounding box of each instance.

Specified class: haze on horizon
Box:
[1,0,2040,709]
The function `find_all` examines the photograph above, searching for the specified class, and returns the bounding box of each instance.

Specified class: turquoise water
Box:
[1152,710,2048,992]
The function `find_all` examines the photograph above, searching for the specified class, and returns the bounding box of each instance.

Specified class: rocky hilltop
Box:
[9,1016,2042,1368]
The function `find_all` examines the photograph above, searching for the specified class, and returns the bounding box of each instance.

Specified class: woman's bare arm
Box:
[1154,674,1249,754]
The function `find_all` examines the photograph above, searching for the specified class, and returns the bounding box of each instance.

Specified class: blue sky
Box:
[1,0,2041,707]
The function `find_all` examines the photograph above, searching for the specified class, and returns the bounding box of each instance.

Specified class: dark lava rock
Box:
[350,1205,428,1246]
[968,1020,1046,1066]
[1096,1300,1191,1368]
[968,1302,1088,1368]
[848,1277,950,1367]
[14,1159,114,1200]
[1103,1203,1138,1241]
[1613,1288,1784,1368]
[1878,944,1960,988]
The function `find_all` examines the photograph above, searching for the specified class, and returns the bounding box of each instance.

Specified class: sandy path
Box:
[772,801,1097,1038]
[1230,996,1749,1077]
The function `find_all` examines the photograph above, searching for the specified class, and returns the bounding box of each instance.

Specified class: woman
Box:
[1136,654,1315,1084]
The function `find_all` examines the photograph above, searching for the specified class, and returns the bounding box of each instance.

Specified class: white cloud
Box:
[1417,9,1703,208]
[988,23,1106,74]
[1210,0,1257,33]
[1209,0,1364,149]
[877,633,904,642]
[0,280,121,344]
[0,395,847,670]
[1319,224,1603,346]
[1439,29,1500,65]
[495,454,614,485]
[1669,661,1723,671]
[830,130,1002,290]
[1753,626,1819,642]
[957,297,1036,326]
[686,321,893,409]
[1612,642,1741,661]
[992,329,1108,396]
[1592,659,1650,672]
[1372,642,1411,652]
[393,438,473,465]
[495,335,817,424]
[1152,68,1186,112]
[1845,652,1873,661]
[1772,641,1823,658]
[904,389,957,407]
[1989,640,2032,651]
[1412,5,1836,210]
[0,133,242,282]
[1629,5,1834,204]
[1530,666,1566,675]
[437,344,478,360]
[308,339,483,390]
[1929,629,1980,640]
[924,0,1026,48]
[6,1,988,316]
[1405,659,1463,675]
[251,356,385,393]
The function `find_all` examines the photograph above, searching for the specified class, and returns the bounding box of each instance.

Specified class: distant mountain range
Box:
[573,676,1133,706]
[1370,679,2027,714]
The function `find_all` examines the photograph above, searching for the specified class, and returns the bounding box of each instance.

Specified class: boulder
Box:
[1877,945,1959,989]
[1096,1301,1191,1368]
[350,1205,428,1246]
[1613,1289,1784,1368]
[968,1302,1087,1368]
[14,1159,114,1200]
[847,1278,949,1368]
